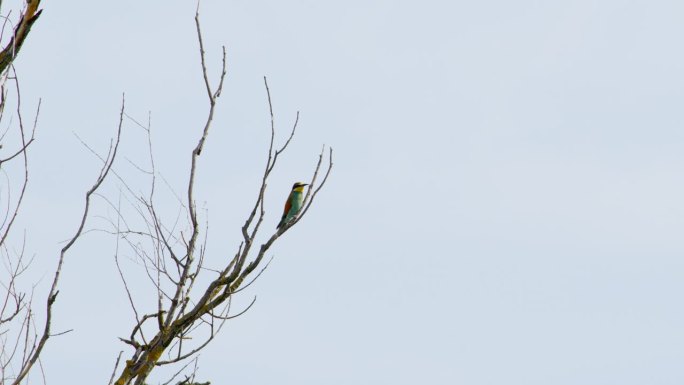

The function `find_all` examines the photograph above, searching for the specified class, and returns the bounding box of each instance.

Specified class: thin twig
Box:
[10,94,124,385]
[108,351,124,385]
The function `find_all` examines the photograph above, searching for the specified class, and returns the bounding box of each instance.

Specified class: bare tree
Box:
[0,71,123,384]
[0,3,86,384]
[99,11,333,385]
[0,3,329,384]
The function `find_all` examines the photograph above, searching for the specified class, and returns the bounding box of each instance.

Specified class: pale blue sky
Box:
[6,0,684,384]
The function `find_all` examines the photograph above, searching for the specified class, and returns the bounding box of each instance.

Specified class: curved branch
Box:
[10,94,124,385]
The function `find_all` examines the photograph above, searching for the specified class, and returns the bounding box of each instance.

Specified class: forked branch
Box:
[10,96,124,385]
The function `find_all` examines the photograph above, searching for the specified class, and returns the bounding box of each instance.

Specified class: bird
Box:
[277,182,308,229]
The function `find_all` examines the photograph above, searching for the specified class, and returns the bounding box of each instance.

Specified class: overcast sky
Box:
[5,0,684,384]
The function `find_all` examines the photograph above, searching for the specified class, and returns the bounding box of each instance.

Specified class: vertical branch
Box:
[164,11,227,332]
[293,147,334,225]
[0,71,38,247]
[0,67,40,384]
[238,78,299,261]
[10,95,125,385]
[108,351,124,385]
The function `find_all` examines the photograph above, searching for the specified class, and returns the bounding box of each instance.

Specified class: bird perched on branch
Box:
[277,182,308,229]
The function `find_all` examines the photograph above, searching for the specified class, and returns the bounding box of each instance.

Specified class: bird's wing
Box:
[281,191,293,220]
[277,191,294,228]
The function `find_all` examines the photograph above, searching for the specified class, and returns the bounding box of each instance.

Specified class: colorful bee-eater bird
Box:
[277,182,308,229]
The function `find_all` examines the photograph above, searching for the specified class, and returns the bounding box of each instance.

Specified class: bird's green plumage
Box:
[277,184,306,229]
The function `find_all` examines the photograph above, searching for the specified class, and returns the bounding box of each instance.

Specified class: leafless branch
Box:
[0,71,38,248]
[161,357,198,385]
[9,94,124,385]
[0,1,42,75]
[108,351,124,385]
